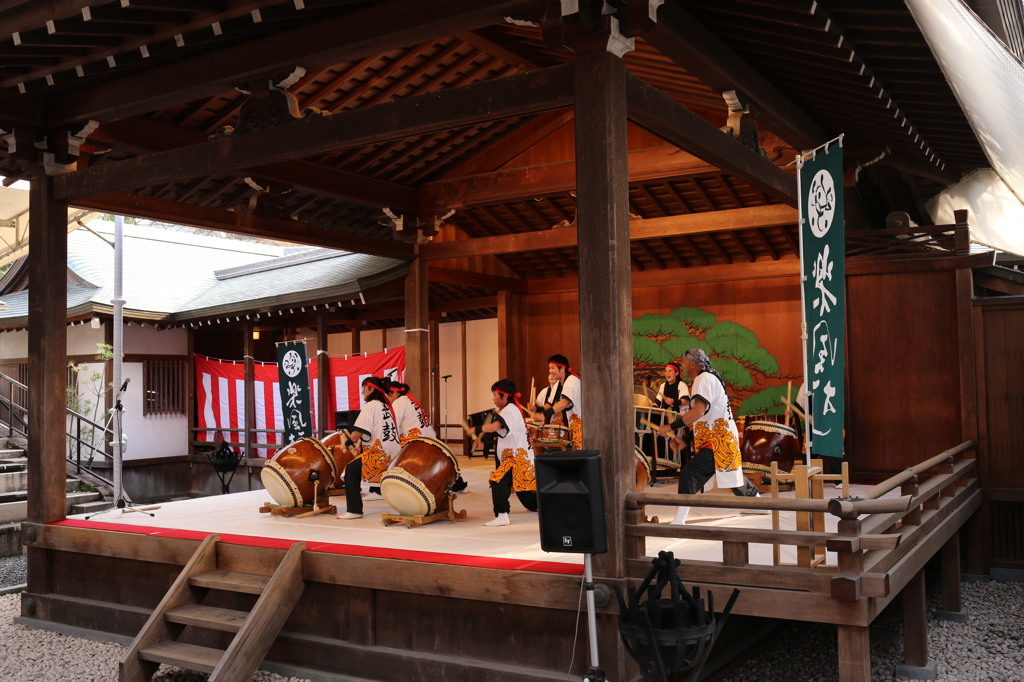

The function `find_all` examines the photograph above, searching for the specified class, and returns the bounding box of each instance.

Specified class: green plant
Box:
[67,343,115,463]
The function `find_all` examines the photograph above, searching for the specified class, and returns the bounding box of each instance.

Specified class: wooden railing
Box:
[623,441,979,609]
[846,224,964,260]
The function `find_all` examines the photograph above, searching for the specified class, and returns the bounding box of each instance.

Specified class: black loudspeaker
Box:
[334,409,361,432]
[535,449,607,554]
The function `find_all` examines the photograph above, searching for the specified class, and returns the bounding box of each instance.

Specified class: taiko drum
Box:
[260,437,339,507]
[380,436,460,516]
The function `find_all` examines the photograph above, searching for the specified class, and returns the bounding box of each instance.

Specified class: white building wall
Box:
[0,328,28,360]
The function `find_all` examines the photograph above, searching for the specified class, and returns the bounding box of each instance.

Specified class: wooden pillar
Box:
[186,328,196,455]
[837,625,871,681]
[498,289,527,383]
[243,322,255,484]
[429,318,441,437]
[405,255,430,422]
[893,568,937,679]
[27,174,68,525]
[316,314,329,437]
[574,48,633,582]
[936,532,968,621]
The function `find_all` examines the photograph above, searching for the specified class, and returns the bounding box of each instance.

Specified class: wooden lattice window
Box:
[143,359,187,416]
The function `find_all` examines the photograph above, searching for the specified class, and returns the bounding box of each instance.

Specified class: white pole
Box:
[796,153,812,466]
[111,215,125,503]
[584,554,600,672]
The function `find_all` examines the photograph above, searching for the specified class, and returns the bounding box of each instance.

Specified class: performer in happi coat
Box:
[473,378,536,527]
[338,376,401,520]
[532,353,583,449]
[658,348,759,524]
[388,381,434,443]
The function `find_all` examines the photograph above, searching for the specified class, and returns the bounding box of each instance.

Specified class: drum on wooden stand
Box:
[319,431,356,486]
[380,436,461,516]
[634,446,652,492]
[533,423,571,452]
[740,419,802,488]
[261,437,339,507]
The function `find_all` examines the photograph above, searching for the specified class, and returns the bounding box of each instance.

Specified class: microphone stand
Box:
[86,381,159,519]
[441,374,452,444]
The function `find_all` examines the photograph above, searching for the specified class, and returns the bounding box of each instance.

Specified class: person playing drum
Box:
[338,376,401,520]
[473,378,537,527]
[657,348,760,525]
[656,361,693,455]
[387,381,433,443]
[532,354,583,450]
[389,379,469,493]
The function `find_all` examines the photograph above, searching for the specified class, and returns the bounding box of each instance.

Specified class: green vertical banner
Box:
[799,139,845,457]
[276,340,313,443]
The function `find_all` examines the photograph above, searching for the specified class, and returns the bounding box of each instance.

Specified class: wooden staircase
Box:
[119,534,306,682]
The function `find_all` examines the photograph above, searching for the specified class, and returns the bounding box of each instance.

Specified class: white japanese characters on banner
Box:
[276,341,312,443]
[799,138,845,457]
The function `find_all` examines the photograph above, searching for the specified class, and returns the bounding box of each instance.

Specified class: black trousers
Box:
[344,458,379,514]
[678,447,759,497]
[490,470,538,515]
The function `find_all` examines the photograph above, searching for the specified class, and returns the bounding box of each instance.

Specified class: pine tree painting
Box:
[633,306,799,416]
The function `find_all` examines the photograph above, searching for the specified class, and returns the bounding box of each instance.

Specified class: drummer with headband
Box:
[338,376,401,520]
[390,380,469,493]
[387,381,433,444]
[657,348,760,525]
[472,378,537,527]
[656,362,690,412]
[533,353,583,450]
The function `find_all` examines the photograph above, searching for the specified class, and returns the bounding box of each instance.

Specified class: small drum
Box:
[380,436,461,516]
[261,437,339,507]
[634,446,652,492]
[319,431,357,484]
[534,423,571,452]
[741,419,802,474]
[527,421,543,443]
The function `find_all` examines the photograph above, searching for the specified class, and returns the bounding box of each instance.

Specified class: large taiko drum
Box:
[319,431,356,484]
[634,446,652,492]
[740,419,801,475]
[380,436,461,516]
[261,437,339,507]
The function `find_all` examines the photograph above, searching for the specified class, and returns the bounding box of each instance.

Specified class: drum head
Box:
[261,461,303,507]
[380,466,435,516]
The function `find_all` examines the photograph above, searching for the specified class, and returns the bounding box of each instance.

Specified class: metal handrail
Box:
[0,371,115,487]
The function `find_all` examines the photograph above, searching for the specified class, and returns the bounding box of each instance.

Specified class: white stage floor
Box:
[67,454,879,573]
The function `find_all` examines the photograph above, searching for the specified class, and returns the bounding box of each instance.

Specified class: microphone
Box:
[442,374,452,379]
[119,377,130,393]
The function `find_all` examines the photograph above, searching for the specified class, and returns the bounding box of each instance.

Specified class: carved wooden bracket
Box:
[720,90,766,157]
[243,177,294,221]
[383,208,452,244]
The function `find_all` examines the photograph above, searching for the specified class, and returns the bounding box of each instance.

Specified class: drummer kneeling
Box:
[472,379,537,527]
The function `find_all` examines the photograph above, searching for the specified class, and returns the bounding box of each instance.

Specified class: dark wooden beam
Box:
[75,192,414,260]
[405,256,430,417]
[625,73,798,207]
[54,64,575,201]
[91,118,418,211]
[426,264,527,294]
[420,204,797,260]
[38,0,539,127]
[419,143,719,211]
[647,3,828,150]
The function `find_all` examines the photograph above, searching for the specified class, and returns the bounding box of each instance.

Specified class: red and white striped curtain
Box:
[195,347,406,456]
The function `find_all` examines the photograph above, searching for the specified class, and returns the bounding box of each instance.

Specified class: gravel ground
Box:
[0,553,1020,681]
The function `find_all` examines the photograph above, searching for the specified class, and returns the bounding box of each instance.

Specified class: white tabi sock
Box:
[337,512,362,520]
[484,513,510,527]
[670,506,690,525]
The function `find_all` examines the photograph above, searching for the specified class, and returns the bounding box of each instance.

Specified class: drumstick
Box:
[528,378,536,413]
[785,381,792,427]
[459,419,484,449]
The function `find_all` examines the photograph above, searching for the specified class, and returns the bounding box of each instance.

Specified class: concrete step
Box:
[0,449,25,459]
[70,500,113,515]
[0,522,22,557]
[0,489,103,523]
[0,470,27,494]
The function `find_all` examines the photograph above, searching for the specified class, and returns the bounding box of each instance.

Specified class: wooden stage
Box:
[18,448,981,681]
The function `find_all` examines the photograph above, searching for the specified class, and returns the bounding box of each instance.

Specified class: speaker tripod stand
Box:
[583,553,606,681]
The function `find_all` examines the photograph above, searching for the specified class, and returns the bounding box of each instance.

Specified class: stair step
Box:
[190,569,270,595]
[165,604,249,632]
[138,641,222,673]
[70,500,113,515]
